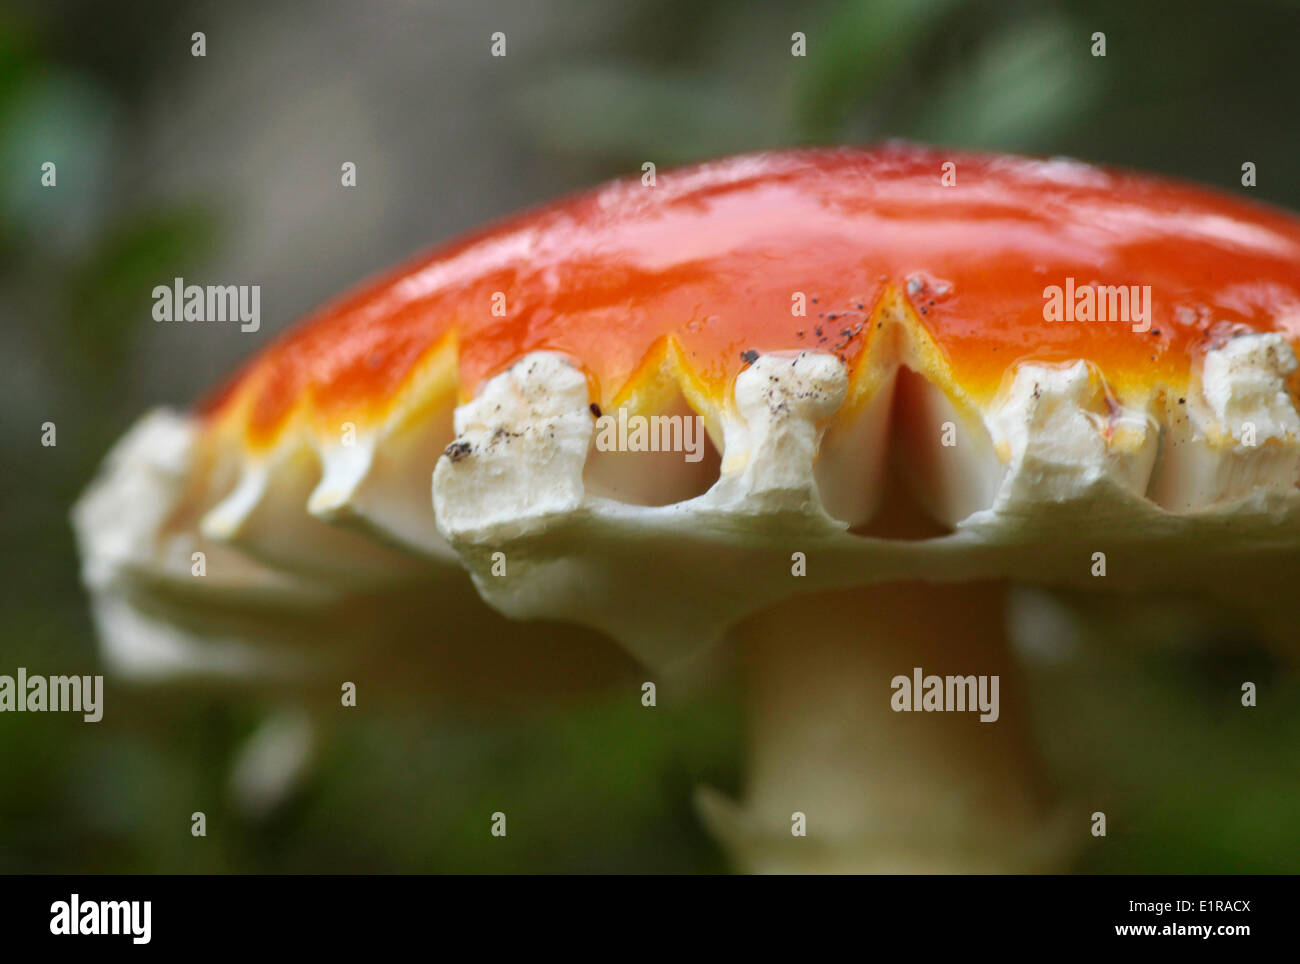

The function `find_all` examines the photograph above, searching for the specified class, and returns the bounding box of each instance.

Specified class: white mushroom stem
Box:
[701,580,1067,873]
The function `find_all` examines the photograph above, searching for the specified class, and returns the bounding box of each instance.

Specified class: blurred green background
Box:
[1,0,1297,872]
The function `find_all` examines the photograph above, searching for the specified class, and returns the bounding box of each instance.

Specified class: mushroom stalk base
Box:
[699,580,1068,873]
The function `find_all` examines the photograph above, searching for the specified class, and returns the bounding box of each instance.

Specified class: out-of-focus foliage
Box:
[2,0,1297,872]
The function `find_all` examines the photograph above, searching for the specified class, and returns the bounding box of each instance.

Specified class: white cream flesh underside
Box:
[74,333,1300,674]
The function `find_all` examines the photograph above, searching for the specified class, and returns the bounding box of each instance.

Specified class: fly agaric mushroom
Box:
[74,144,1300,872]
